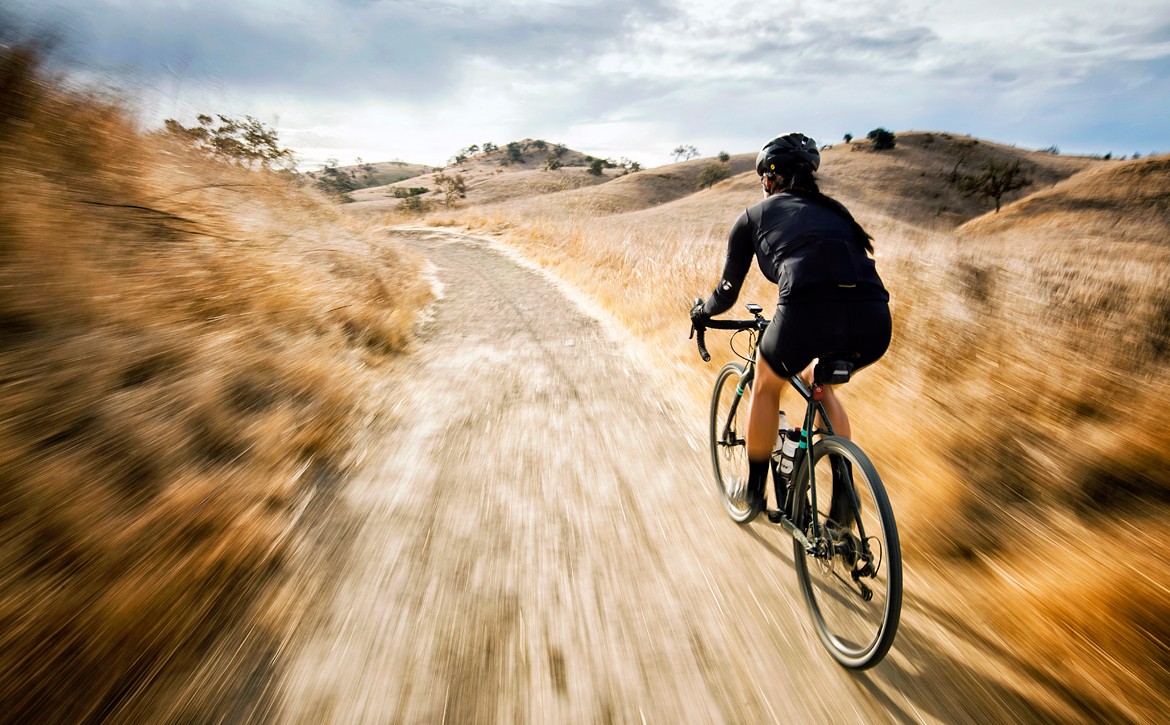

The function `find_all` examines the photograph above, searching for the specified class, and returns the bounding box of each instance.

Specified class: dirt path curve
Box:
[274,228,1073,724]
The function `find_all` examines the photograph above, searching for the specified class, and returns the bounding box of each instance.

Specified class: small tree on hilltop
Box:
[718,150,730,162]
[957,159,1032,212]
[844,133,853,144]
[672,144,700,162]
[867,128,896,151]
[503,141,524,165]
[482,141,497,154]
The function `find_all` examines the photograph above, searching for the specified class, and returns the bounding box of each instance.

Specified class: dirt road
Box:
[273,228,1079,723]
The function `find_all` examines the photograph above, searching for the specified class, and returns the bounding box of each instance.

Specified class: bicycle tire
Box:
[791,436,902,669]
[709,361,761,523]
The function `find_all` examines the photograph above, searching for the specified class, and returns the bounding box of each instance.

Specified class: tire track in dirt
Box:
[273,228,1079,724]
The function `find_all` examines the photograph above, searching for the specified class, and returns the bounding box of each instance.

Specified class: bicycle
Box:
[691,301,902,669]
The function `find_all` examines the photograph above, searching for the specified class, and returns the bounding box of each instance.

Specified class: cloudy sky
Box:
[8,0,1169,169]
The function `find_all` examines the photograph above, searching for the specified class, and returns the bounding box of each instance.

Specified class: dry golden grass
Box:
[418,141,1170,718]
[0,45,428,719]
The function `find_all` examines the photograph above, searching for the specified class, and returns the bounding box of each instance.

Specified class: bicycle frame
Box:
[718,325,870,558]
[785,374,869,555]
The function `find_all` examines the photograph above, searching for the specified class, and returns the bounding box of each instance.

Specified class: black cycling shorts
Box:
[758,298,891,379]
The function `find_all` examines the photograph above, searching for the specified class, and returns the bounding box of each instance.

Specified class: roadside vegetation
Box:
[402,135,1170,720]
[0,42,428,719]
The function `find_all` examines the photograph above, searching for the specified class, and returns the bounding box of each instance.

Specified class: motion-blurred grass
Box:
[0,43,428,719]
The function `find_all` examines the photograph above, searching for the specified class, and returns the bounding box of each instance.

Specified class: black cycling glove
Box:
[689,298,709,326]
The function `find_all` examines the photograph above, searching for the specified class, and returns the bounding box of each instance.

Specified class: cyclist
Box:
[690,132,891,513]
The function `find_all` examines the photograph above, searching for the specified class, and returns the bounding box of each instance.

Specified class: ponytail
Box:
[770,163,874,254]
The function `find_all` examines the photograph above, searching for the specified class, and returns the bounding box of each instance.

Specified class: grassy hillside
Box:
[305,159,431,190]
[0,45,429,719]
[409,137,1170,720]
[350,140,630,211]
[961,153,1170,243]
[821,132,1101,227]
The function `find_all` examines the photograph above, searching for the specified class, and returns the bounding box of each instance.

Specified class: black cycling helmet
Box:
[755,132,820,176]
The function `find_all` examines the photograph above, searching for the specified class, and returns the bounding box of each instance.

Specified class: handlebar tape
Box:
[696,326,710,362]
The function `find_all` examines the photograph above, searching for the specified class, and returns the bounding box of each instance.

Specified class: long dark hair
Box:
[769,163,874,254]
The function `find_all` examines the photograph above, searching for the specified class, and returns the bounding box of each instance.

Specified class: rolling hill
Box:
[305,159,431,190]
[348,140,623,209]
[960,153,1170,244]
[380,131,1105,240]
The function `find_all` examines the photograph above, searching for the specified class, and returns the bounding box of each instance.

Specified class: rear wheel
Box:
[709,362,761,523]
[791,436,901,669]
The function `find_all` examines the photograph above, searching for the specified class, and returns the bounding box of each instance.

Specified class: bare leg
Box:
[747,350,786,461]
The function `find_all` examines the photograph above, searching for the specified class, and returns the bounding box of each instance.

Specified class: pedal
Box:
[766,508,783,524]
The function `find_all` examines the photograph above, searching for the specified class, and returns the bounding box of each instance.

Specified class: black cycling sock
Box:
[829,459,855,524]
[748,459,769,500]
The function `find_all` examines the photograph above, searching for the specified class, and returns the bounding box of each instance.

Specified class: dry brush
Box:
[0,44,429,719]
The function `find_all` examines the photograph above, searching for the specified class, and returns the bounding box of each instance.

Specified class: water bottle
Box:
[773,411,789,466]
[779,428,801,480]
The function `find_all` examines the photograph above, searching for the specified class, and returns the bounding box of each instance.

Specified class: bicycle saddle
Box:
[813,353,859,385]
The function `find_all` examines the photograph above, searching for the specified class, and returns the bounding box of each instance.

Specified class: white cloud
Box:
[9,0,1170,166]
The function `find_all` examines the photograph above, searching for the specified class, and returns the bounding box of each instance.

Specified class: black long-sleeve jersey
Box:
[701,190,889,317]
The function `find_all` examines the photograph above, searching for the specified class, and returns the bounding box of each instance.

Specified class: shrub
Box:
[313,159,357,201]
[844,133,854,143]
[402,194,431,213]
[867,128,896,151]
[164,114,295,169]
[433,171,467,205]
[718,150,730,162]
[390,187,428,198]
[588,158,606,176]
[699,162,731,188]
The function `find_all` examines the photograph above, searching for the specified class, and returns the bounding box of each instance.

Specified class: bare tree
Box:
[672,144,700,162]
[957,160,1033,212]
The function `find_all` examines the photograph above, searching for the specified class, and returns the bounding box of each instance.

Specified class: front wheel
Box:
[709,362,761,523]
[791,436,902,669]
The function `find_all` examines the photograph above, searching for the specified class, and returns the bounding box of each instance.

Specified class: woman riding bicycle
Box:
[690,132,891,513]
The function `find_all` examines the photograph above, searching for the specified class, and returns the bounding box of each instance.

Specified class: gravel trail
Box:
[274,228,1076,724]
